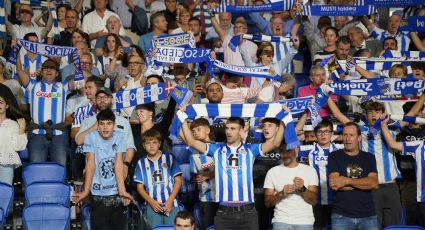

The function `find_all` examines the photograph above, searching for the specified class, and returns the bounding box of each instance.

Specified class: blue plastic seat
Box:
[25,182,70,206]
[152,224,174,230]
[383,226,425,230]
[172,144,191,164]
[23,204,70,230]
[206,226,215,230]
[0,182,14,218]
[0,208,4,228]
[23,162,66,186]
[193,203,202,229]
[82,204,91,230]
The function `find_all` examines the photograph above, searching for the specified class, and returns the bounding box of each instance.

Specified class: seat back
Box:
[23,163,66,186]
[0,208,4,227]
[384,226,425,230]
[152,225,174,230]
[25,182,70,206]
[0,183,14,218]
[23,204,70,230]
[171,144,191,164]
[206,226,215,230]
[193,203,202,229]
[82,204,91,230]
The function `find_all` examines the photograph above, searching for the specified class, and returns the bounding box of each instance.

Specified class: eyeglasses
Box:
[96,96,111,100]
[81,62,93,65]
[316,130,332,136]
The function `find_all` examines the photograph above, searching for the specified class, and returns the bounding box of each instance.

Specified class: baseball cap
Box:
[41,59,60,71]
[205,78,222,90]
[96,87,113,97]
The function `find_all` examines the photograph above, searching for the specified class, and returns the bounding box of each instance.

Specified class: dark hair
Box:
[227,117,245,128]
[102,33,122,57]
[384,36,398,46]
[146,75,165,83]
[174,210,195,225]
[336,36,351,46]
[130,45,146,62]
[343,122,361,136]
[411,61,425,71]
[86,76,104,90]
[261,118,280,126]
[23,32,38,41]
[173,64,190,76]
[135,102,155,120]
[96,108,116,122]
[149,12,165,31]
[325,27,339,37]
[364,101,385,113]
[188,17,201,25]
[314,119,334,133]
[190,118,210,130]
[142,128,161,142]
[318,16,332,29]
[0,94,28,121]
[57,4,72,13]
[403,101,424,114]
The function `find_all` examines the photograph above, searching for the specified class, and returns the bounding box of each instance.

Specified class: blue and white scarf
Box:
[326,78,425,96]
[309,87,329,128]
[354,59,414,79]
[383,50,425,59]
[170,103,300,149]
[212,59,281,81]
[370,114,425,135]
[152,32,195,48]
[14,39,84,87]
[113,83,166,110]
[169,85,193,107]
[211,0,293,13]
[0,0,6,37]
[149,46,211,64]
[277,96,313,115]
[296,5,377,16]
[229,34,291,52]
[399,16,425,32]
[368,0,425,7]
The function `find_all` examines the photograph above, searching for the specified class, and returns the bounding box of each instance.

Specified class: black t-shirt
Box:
[327,149,377,218]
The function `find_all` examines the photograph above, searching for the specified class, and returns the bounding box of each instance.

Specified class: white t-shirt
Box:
[263,163,318,225]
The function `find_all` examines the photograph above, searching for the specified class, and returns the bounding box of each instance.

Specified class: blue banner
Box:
[113,83,166,110]
[400,16,425,32]
[211,0,293,13]
[368,0,425,7]
[152,32,195,48]
[297,5,377,16]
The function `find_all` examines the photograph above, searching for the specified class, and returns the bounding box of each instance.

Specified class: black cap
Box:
[96,87,113,97]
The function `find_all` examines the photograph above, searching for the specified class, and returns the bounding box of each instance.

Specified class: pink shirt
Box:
[298,83,338,117]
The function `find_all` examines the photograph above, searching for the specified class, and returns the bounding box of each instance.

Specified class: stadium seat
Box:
[383,226,425,230]
[152,224,174,230]
[193,203,202,229]
[178,201,185,211]
[0,182,14,218]
[25,182,71,206]
[172,144,191,164]
[23,204,70,230]
[206,226,215,230]
[0,208,4,228]
[82,204,91,230]
[23,162,66,186]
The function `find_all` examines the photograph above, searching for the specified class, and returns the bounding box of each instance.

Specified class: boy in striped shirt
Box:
[297,119,343,229]
[381,114,425,227]
[134,129,182,228]
[181,117,284,230]
[187,118,217,230]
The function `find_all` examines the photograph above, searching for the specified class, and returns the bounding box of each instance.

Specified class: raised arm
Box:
[41,3,54,39]
[181,119,207,153]
[211,14,226,42]
[296,111,308,136]
[380,115,402,151]
[327,96,351,124]
[410,32,425,51]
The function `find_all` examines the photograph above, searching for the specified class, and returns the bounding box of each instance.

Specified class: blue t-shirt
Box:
[83,130,127,196]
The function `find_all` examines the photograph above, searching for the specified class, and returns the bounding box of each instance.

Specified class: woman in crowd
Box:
[313,27,339,62]
[172,7,192,34]
[46,4,72,44]
[0,93,28,185]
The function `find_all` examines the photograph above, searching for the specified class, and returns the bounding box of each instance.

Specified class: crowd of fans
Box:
[1,0,425,229]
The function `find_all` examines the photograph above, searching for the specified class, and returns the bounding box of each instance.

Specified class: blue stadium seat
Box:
[206,225,215,230]
[0,208,4,228]
[23,162,66,186]
[23,204,70,230]
[178,201,185,211]
[193,203,202,229]
[383,226,425,230]
[0,182,14,218]
[152,224,174,230]
[25,182,71,206]
[82,204,91,230]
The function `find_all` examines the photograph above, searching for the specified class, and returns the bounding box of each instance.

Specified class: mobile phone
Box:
[123,47,132,54]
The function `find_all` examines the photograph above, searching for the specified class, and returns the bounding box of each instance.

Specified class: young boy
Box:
[187,118,217,230]
[134,129,182,228]
[72,109,132,230]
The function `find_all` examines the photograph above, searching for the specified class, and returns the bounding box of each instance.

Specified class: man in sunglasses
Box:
[5,3,55,45]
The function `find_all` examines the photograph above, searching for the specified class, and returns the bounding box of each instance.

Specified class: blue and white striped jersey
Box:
[134,152,182,207]
[72,103,95,128]
[189,151,216,202]
[205,143,262,203]
[370,26,411,51]
[298,143,343,205]
[25,80,70,135]
[359,124,401,184]
[402,140,425,202]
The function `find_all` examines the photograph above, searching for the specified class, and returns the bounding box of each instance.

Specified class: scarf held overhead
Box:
[211,0,293,13]
[297,5,377,16]
[113,83,166,110]
[15,39,85,87]
[170,103,300,149]
[229,34,291,52]
[213,60,281,81]
[152,32,195,48]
